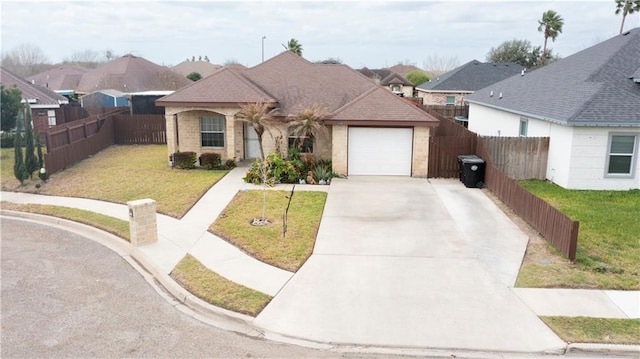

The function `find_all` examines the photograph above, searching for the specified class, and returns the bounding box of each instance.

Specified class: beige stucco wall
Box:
[412,126,430,177]
[417,91,469,106]
[388,84,414,98]
[164,106,242,162]
[331,125,348,175]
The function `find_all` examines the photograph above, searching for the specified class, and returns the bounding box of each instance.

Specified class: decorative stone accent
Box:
[127,199,158,246]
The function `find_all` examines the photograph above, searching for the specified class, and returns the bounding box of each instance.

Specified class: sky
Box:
[1,0,638,70]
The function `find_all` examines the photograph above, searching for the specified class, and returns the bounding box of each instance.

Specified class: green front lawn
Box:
[541,317,640,345]
[1,146,227,218]
[210,190,327,272]
[517,180,640,290]
[170,255,272,316]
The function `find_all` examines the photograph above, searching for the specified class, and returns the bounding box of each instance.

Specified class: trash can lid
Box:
[457,155,480,160]
[461,157,485,164]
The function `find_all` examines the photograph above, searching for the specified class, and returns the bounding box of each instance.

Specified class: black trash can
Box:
[457,155,479,182]
[458,155,485,188]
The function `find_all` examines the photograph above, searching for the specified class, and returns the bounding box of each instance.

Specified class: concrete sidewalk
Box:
[2,172,639,356]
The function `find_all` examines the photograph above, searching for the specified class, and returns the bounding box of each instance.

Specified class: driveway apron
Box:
[254,176,566,353]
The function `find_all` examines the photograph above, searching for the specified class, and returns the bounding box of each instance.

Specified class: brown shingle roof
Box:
[172,60,222,77]
[1,67,69,107]
[27,65,88,91]
[77,54,190,93]
[157,51,438,126]
[328,86,436,126]
[158,67,276,106]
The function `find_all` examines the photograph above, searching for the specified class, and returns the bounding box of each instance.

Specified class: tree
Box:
[1,85,23,132]
[187,72,202,81]
[422,55,460,76]
[316,57,343,64]
[538,10,564,66]
[288,104,329,151]
[13,110,28,185]
[405,71,430,86]
[236,102,279,159]
[282,38,303,56]
[223,58,241,66]
[23,104,38,179]
[486,39,548,68]
[1,43,50,77]
[615,0,640,34]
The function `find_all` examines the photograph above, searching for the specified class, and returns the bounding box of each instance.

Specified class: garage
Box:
[348,127,413,175]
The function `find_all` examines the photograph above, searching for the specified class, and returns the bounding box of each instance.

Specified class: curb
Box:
[2,210,639,358]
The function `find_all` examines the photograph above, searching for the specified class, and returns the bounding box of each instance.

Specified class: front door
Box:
[244,123,261,159]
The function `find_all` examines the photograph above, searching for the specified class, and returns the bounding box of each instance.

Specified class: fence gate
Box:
[428,136,476,178]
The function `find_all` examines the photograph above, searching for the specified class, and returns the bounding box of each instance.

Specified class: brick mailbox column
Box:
[127,199,158,246]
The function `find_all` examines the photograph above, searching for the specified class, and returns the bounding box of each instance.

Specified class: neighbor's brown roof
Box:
[27,65,88,91]
[172,60,222,77]
[77,54,190,93]
[1,67,69,107]
[387,64,425,76]
[157,51,438,126]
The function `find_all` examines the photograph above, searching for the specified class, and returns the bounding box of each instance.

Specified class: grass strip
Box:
[541,316,640,345]
[210,190,327,272]
[516,180,640,290]
[1,145,228,218]
[1,202,130,241]
[170,254,272,316]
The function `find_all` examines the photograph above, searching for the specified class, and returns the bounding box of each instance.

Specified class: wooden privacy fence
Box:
[44,117,115,175]
[480,136,549,180]
[428,136,476,178]
[476,140,579,260]
[422,105,469,120]
[113,114,166,144]
[44,113,166,174]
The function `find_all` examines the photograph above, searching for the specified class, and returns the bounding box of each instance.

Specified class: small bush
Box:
[221,158,237,170]
[1,134,15,148]
[173,151,197,169]
[313,164,332,182]
[243,152,302,185]
[200,152,221,170]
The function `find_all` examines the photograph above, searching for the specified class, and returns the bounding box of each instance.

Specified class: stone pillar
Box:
[332,125,348,176]
[127,199,158,246]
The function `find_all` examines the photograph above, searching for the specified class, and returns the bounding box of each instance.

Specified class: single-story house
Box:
[80,89,128,108]
[358,68,414,98]
[417,60,524,106]
[466,28,640,190]
[156,51,439,176]
[1,66,69,133]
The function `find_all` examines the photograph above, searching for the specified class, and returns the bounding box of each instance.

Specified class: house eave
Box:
[157,101,276,108]
[325,119,438,127]
[417,89,473,94]
[467,99,640,128]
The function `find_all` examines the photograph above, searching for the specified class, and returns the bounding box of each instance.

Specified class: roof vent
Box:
[490,90,494,97]
[499,92,503,99]
[521,69,525,76]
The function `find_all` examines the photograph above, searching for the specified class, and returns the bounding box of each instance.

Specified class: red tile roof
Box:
[157,51,438,126]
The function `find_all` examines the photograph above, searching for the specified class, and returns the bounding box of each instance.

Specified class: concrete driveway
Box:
[254,177,566,353]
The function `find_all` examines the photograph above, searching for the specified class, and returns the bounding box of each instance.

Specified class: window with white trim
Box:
[47,110,56,127]
[200,115,225,147]
[445,96,455,106]
[605,133,637,177]
[519,118,528,137]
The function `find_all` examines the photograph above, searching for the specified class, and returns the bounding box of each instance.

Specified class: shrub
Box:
[313,164,332,182]
[1,134,15,148]
[221,158,237,170]
[199,152,221,170]
[173,151,197,169]
[243,152,302,185]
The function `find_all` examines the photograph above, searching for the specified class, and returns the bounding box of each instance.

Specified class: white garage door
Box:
[348,127,413,176]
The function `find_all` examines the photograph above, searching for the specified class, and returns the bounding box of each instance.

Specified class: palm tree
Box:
[236,101,279,159]
[288,104,329,152]
[282,38,303,56]
[616,0,640,34]
[538,10,564,66]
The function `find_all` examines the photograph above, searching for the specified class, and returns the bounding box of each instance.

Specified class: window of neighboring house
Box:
[200,115,225,147]
[391,85,401,92]
[288,135,313,153]
[47,110,56,127]
[519,118,528,137]
[605,133,638,177]
[445,96,455,106]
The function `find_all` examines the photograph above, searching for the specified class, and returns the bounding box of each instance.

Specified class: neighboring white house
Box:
[466,28,640,190]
